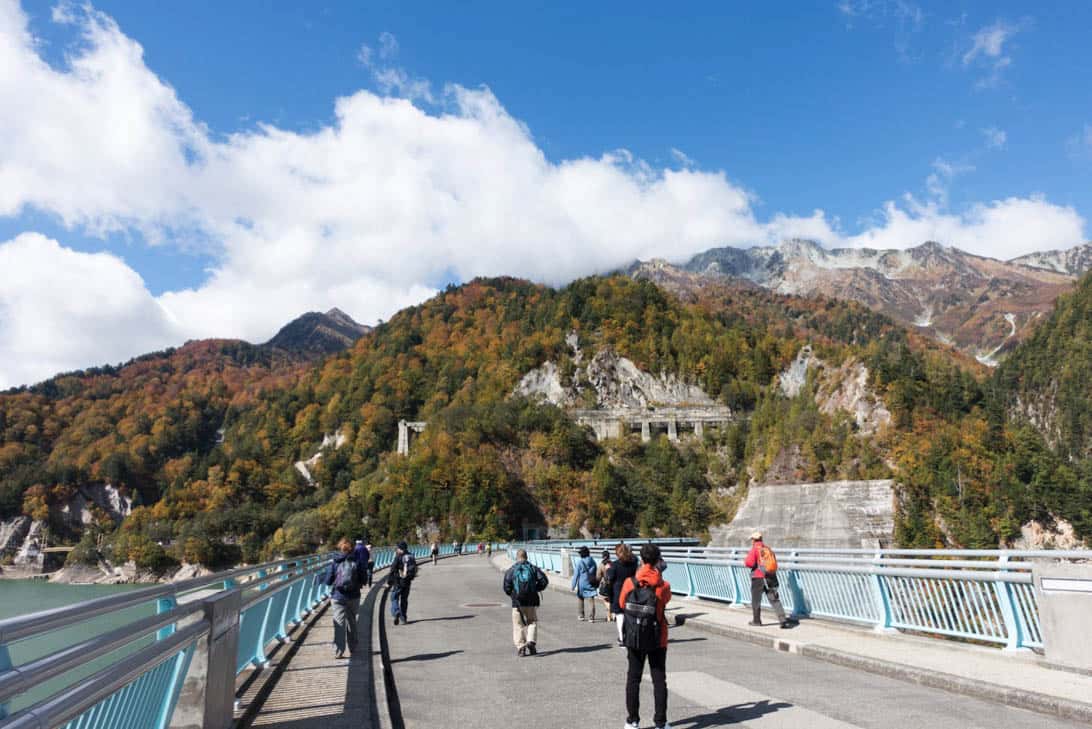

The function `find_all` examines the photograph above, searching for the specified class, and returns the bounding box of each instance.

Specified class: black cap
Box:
[397,541,408,551]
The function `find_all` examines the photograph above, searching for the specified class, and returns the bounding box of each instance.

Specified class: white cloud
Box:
[0,233,181,388]
[981,126,1007,150]
[924,157,974,207]
[962,19,1025,88]
[0,1,1086,387]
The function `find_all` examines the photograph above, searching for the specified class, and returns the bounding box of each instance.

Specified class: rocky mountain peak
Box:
[263,308,371,357]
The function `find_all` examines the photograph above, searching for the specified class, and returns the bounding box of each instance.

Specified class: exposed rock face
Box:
[294,430,349,485]
[777,346,891,434]
[1010,517,1085,550]
[0,516,31,557]
[709,479,896,549]
[515,338,716,410]
[58,484,132,530]
[631,239,1082,365]
[264,308,371,357]
[1011,243,1092,276]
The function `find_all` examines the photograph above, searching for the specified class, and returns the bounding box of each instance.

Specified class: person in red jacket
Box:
[743,530,797,629]
[618,543,672,729]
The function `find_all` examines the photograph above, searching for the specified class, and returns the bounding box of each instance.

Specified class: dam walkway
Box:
[244,554,1092,729]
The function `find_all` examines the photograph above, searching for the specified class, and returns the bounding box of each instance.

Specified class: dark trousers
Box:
[626,647,667,727]
[751,575,787,624]
[390,581,411,619]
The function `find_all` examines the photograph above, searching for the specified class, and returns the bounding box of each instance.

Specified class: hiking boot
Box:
[780,619,798,629]
[748,620,762,626]
[392,615,400,625]
[517,646,527,657]
[657,724,674,729]
[527,642,537,655]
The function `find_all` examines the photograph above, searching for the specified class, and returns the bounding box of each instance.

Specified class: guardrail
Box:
[0,542,486,729]
[511,542,1092,652]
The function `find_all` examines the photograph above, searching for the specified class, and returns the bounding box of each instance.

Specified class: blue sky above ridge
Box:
[0,0,1090,387]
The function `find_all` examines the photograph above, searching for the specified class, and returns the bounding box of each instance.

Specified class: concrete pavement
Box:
[376,554,1087,728]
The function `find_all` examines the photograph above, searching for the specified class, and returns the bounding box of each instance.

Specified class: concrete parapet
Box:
[1034,563,1092,672]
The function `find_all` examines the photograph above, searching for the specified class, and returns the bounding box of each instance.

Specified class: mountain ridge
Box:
[629,240,1089,364]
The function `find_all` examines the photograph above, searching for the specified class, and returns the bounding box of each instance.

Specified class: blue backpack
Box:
[513,562,537,599]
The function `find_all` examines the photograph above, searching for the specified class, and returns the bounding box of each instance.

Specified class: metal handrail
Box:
[0,621,208,729]
[0,602,203,704]
[511,539,1091,651]
[0,554,330,645]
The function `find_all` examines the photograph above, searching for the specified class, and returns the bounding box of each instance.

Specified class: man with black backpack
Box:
[503,548,549,657]
[388,541,418,625]
[743,530,797,629]
[618,543,672,729]
[325,537,368,658]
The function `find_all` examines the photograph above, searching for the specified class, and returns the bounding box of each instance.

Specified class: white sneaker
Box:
[623,722,640,729]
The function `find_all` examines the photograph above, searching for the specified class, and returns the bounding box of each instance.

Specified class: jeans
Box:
[390,581,411,620]
[512,606,538,648]
[626,647,667,727]
[751,575,787,624]
[331,599,359,654]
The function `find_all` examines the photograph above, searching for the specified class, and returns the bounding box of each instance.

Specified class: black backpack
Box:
[598,564,613,598]
[400,554,417,581]
[622,577,661,652]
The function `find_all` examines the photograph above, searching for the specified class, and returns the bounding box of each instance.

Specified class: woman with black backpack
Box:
[618,543,672,729]
[606,542,638,645]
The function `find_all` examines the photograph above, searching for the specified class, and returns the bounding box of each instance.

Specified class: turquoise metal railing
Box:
[511,542,1092,651]
[0,542,457,729]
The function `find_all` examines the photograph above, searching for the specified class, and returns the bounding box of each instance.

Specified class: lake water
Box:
[0,579,152,715]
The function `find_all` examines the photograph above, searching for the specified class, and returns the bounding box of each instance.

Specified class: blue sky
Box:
[0,0,1090,386]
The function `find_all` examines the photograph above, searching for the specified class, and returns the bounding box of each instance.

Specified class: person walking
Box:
[353,539,370,577]
[571,545,600,622]
[365,542,375,586]
[744,530,797,629]
[324,537,367,658]
[486,543,493,558]
[477,541,485,556]
[597,549,613,618]
[606,543,639,646]
[387,541,418,625]
[430,540,439,565]
[503,548,549,657]
[619,543,672,729]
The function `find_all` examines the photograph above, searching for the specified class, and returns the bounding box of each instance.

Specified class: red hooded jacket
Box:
[744,540,770,579]
[617,563,672,649]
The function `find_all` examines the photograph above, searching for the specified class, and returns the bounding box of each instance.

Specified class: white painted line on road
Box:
[664,671,860,728]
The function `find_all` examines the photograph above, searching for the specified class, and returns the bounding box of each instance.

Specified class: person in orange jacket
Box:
[743,530,797,629]
[618,543,672,729]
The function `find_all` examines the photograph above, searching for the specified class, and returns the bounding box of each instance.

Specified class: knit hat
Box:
[397,541,409,551]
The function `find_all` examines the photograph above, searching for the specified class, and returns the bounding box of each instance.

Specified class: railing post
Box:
[870,551,895,633]
[684,548,695,597]
[169,589,242,729]
[994,553,1027,652]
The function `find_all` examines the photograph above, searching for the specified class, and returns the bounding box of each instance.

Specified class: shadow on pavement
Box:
[390,650,464,663]
[673,699,792,728]
[408,614,476,623]
[535,643,614,657]
[667,637,708,644]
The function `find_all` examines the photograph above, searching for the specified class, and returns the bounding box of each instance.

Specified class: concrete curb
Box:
[490,553,1092,724]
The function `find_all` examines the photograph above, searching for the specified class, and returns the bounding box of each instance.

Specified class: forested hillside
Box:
[1,274,1088,574]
